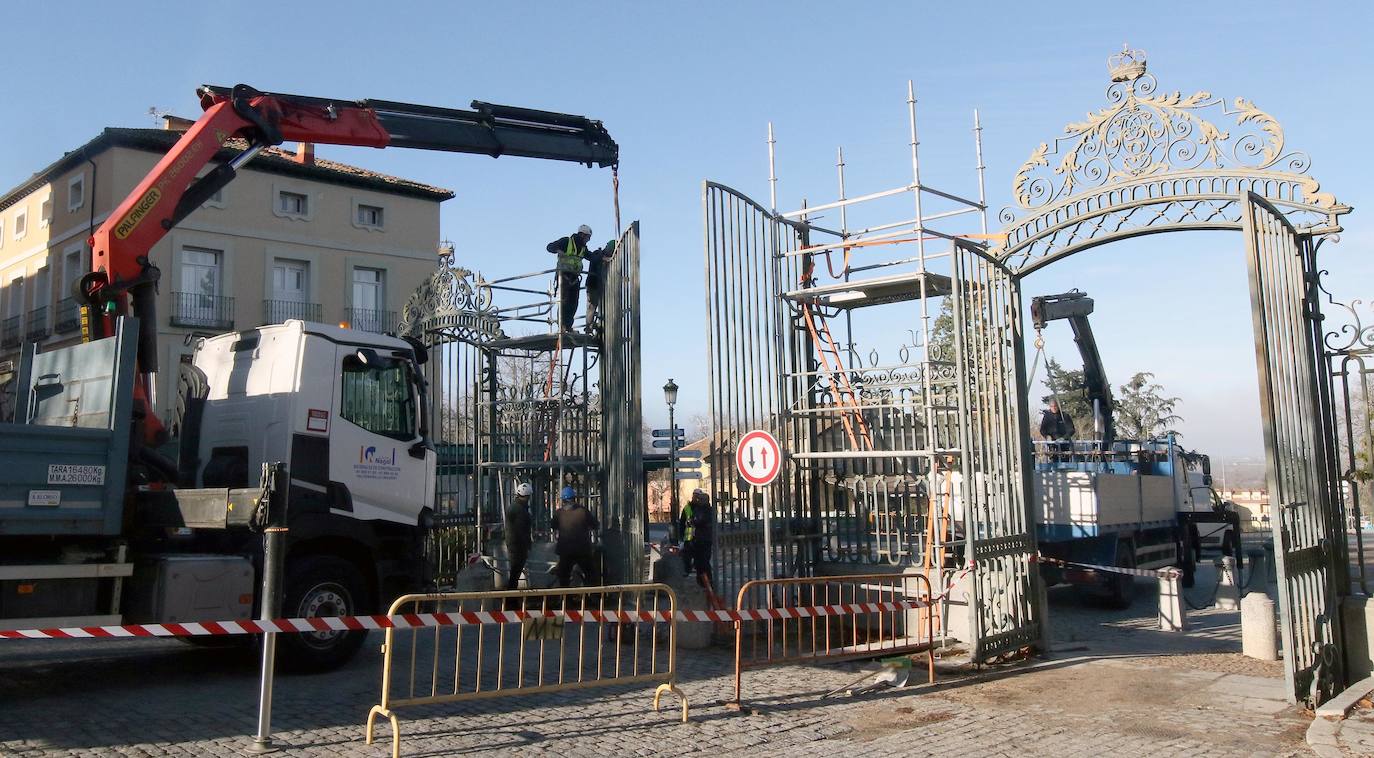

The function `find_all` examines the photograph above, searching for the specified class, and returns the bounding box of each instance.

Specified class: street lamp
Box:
[663,378,680,528]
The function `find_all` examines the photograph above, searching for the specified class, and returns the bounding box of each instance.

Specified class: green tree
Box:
[1040,357,1093,435]
[1113,372,1183,440]
[928,297,954,362]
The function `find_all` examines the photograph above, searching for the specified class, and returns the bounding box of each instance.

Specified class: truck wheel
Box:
[278,555,369,673]
[1104,540,1136,610]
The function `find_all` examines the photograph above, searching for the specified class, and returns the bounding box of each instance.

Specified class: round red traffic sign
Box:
[736,429,782,487]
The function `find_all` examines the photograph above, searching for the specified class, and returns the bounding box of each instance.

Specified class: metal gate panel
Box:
[702,182,807,599]
[951,239,1043,661]
[601,222,645,583]
[1242,192,1344,706]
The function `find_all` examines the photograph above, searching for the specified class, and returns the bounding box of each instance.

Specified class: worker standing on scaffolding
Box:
[552,484,600,587]
[546,225,594,332]
[677,489,715,589]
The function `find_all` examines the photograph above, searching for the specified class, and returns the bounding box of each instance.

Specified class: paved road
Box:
[0,565,1310,757]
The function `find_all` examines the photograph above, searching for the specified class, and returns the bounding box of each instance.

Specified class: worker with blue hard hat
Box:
[552,483,600,587]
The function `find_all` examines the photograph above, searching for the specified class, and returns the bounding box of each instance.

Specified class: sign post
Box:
[736,429,782,581]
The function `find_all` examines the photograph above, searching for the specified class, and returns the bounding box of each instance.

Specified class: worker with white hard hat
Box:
[546,225,595,332]
[504,482,535,592]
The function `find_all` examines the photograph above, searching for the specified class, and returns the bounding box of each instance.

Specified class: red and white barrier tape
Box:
[0,598,940,640]
[1032,554,1181,580]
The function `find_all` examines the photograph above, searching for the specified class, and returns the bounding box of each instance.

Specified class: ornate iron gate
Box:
[702,182,808,600]
[951,239,1042,660]
[1242,192,1344,706]
[601,222,645,583]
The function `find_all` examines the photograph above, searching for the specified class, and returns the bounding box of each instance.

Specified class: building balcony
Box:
[171,292,235,331]
[1,315,19,349]
[264,299,323,324]
[55,298,81,334]
[26,306,49,341]
[346,307,398,334]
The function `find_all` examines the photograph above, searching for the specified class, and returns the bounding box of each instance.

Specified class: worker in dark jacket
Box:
[552,485,600,587]
[677,488,715,588]
[504,482,534,592]
[1039,399,1076,442]
[583,239,616,331]
[546,225,593,332]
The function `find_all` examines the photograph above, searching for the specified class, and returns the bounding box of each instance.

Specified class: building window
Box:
[68,175,85,212]
[277,190,309,218]
[57,247,83,334]
[349,267,388,332]
[14,210,26,240]
[340,354,415,441]
[39,195,52,228]
[356,203,384,230]
[0,219,5,248]
[266,259,319,322]
[2,275,24,349]
[173,246,233,329]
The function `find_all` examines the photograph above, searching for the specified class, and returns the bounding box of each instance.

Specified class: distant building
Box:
[0,116,453,422]
[1219,488,1271,530]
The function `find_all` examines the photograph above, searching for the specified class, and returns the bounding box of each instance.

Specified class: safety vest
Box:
[682,503,696,542]
[560,237,583,272]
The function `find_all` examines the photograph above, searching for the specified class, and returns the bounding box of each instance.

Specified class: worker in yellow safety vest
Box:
[677,489,715,588]
[546,225,593,332]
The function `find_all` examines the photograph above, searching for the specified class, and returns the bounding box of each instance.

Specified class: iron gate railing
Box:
[951,239,1042,660]
[1242,192,1344,707]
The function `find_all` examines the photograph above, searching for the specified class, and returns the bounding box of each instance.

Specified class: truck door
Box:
[332,345,431,525]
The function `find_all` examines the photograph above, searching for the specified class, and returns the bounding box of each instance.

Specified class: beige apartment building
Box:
[0,117,453,422]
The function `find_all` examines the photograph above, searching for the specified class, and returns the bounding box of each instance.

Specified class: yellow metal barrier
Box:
[365,583,688,758]
[731,571,936,708]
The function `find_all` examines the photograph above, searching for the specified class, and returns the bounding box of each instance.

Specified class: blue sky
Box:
[2,1,1369,460]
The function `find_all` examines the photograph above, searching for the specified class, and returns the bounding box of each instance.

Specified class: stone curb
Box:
[1306,675,1374,757]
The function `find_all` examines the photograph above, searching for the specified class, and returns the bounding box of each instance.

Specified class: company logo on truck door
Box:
[354,446,400,481]
[360,446,397,466]
[113,188,162,239]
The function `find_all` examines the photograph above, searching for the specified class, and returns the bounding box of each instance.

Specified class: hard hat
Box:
[560,485,576,501]
[515,483,532,497]
[577,224,593,237]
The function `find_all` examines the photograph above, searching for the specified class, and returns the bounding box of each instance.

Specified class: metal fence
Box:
[366,583,687,758]
[170,292,234,330]
[731,571,936,708]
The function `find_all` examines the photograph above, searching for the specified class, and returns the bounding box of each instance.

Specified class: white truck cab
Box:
[187,320,435,528]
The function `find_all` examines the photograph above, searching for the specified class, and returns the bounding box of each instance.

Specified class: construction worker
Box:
[504,482,533,592]
[583,239,616,331]
[552,485,600,587]
[678,488,715,589]
[1039,398,1077,441]
[546,225,593,332]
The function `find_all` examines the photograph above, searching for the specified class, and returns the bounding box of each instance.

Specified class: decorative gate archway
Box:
[992,48,1353,706]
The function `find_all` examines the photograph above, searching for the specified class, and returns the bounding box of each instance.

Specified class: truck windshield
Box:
[341,355,416,441]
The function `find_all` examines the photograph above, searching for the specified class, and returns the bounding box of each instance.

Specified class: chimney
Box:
[294,142,315,166]
[162,114,196,132]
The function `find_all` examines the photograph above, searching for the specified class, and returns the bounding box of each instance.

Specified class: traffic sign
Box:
[674,471,702,480]
[736,429,782,487]
[651,428,685,438]
[674,459,701,469]
[651,439,677,448]
[674,449,702,459]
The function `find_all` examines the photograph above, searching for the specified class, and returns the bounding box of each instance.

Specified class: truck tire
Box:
[1104,540,1136,610]
[1178,533,1197,589]
[278,555,368,673]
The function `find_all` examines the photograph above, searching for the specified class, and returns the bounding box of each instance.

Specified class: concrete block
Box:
[1241,592,1278,661]
[1158,574,1186,632]
[1342,594,1374,682]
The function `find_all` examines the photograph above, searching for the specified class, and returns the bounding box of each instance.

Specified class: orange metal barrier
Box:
[366,583,687,758]
[730,571,936,708]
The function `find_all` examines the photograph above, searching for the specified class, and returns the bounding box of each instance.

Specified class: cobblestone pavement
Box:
[0,567,1314,757]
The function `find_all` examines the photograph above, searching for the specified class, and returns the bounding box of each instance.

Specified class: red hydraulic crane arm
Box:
[82,83,619,450]
[90,87,390,288]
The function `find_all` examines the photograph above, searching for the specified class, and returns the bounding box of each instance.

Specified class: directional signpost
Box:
[736,429,782,580]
